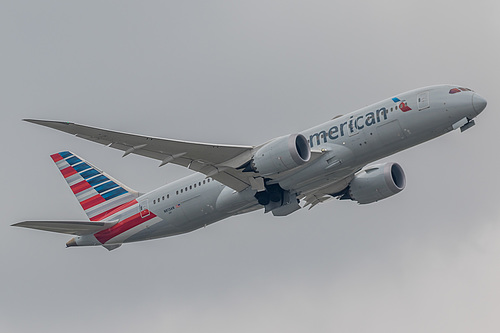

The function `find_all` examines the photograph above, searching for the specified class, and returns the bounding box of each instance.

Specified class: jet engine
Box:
[344,162,406,204]
[243,134,311,176]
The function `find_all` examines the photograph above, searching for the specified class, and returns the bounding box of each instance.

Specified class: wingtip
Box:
[23,118,50,125]
[10,221,29,227]
[11,221,29,228]
[23,119,75,126]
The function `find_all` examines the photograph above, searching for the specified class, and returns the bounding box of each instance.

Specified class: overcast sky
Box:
[1,1,499,332]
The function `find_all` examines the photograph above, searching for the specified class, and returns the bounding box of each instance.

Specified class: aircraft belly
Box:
[124,211,229,242]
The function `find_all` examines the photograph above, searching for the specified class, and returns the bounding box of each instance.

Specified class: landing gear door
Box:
[139,199,150,218]
[418,91,430,110]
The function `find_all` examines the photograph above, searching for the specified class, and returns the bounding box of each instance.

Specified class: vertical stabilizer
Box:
[50,151,139,221]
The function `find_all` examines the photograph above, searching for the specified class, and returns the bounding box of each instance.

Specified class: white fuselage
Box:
[74,85,485,247]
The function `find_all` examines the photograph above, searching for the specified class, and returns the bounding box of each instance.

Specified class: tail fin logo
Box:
[50,151,139,221]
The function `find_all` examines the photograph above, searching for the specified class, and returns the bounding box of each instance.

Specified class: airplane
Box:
[12,84,487,251]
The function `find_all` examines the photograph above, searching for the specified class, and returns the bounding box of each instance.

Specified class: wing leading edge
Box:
[24,119,256,191]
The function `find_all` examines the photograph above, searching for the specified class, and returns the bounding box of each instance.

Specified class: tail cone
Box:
[66,237,77,248]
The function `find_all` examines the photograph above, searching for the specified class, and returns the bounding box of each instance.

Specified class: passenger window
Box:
[153,200,156,204]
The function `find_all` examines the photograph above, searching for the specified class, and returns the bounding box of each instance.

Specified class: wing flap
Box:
[12,220,118,236]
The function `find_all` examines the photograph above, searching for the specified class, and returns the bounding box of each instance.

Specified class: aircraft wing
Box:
[12,220,119,236]
[25,119,256,191]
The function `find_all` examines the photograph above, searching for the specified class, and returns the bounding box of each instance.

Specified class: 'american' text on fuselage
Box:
[309,107,389,147]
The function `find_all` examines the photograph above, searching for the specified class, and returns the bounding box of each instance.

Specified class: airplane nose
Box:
[472,93,487,114]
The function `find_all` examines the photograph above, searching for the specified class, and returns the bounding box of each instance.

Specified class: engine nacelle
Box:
[251,134,311,176]
[347,162,406,204]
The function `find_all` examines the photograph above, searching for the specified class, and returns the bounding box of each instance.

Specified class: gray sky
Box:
[2,1,499,332]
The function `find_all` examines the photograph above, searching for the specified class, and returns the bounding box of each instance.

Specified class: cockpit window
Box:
[449,87,473,94]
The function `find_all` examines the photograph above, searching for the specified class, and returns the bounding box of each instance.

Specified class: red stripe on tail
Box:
[80,194,106,210]
[94,211,157,244]
[90,199,138,221]
[60,166,77,178]
[50,153,64,162]
[70,180,92,194]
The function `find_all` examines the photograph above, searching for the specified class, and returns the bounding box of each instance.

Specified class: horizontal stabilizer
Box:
[12,220,118,236]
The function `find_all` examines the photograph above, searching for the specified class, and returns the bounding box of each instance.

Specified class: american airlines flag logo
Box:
[392,97,412,112]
